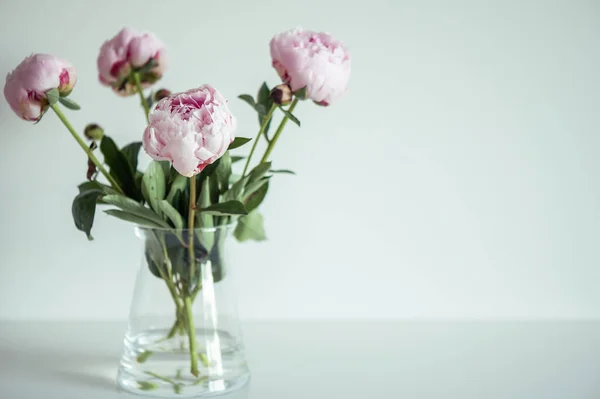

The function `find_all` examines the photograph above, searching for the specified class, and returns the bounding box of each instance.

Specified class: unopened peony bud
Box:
[3,54,77,122]
[269,84,292,105]
[84,124,104,140]
[153,89,171,102]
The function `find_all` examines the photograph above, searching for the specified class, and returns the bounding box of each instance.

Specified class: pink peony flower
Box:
[97,27,166,96]
[3,54,77,121]
[270,27,351,106]
[143,85,237,177]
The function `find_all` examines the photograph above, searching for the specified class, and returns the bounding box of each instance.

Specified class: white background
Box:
[0,0,598,321]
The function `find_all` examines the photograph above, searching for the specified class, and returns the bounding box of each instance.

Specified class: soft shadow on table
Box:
[0,345,118,392]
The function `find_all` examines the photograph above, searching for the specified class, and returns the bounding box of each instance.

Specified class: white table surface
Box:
[0,321,599,399]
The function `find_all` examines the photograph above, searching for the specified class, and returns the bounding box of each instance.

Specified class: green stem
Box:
[131,71,150,123]
[49,103,124,195]
[260,98,299,163]
[242,103,277,176]
[184,176,200,376]
[183,296,199,376]
[144,371,178,386]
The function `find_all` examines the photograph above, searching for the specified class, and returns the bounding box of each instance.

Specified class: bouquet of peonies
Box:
[4,26,350,389]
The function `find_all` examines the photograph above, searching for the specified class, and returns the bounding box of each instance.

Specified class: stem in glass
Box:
[49,103,124,195]
[260,98,299,163]
[242,103,277,177]
[185,176,200,376]
[131,71,150,124]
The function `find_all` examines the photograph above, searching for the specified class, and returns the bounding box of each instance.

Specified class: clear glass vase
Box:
[117,225,250,397]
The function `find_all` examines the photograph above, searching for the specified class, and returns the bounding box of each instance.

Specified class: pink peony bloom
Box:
[143,85,236,177]
[3,54,76,121]
[270,27,351,106]
[97,27,166,96]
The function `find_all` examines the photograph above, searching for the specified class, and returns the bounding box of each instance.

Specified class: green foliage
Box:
[71,189,103,239]
[100,136,138,199]
[234,211,266,242]
[58,96,81,110]
[142,161,167,216]
[228,137,251,150]
[199,200,248,216]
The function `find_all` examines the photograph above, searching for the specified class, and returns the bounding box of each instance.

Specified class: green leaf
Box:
[278,106,301,127]
[248,162,272,183]
[78,181,118,195]
[45,88,59,105]
[244,180,269,212]
[200,200,248,216]
[166,174,187,204]
[72,189,103,240]
[231,155,245,164]
[238,94,256,108]
[100,136,135,198]
[234,211,266,242]
[228,137,252,150]
[142,161,167,215]
[214,151,232,193]
[243,177,270,200]
[121,142,142,173]
[257,82,274,134]
[294,86,308,100]
[270,169,296,175]
[102,194,169,227]
[158,200,183,229]
[159,161,171,178]
[223,175,250,201]
[58,96,81,110]
[196,177,215,250]
[104,209,165,228]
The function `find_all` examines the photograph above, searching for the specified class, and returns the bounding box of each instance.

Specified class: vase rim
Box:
[134,222,236,236]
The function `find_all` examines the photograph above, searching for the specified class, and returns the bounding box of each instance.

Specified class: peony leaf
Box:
[103,194,169,227]
[100,136,137,199]
[104,209,164,228]
[238,94,256,108]
[294,86,308,100]
[234,211,266,242]
[158,200,183,229]
[228,137,252,150]
[195,177,215,251]
[214,151,232,193]
[248,162,272,183]
[166,174,187,204]
[278,106,301,127]
[72,189,103,240]
[199,200,248,216]
[243,177,270,200]
[142,161,167,216]
[244,180,269,213]
[257,82,274,135]
[121,142,142,173]
[58,96,81,110]
[231,155,245,164]
[223,175,250,201]
[45,88,59,105]
[270,169,296,175]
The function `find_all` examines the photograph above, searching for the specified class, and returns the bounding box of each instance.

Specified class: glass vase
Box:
[116,225,250,397]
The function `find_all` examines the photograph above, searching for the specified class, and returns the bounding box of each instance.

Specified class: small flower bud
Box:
[269,84,292,105]
[153,88,171,102]
[84,123,104,141]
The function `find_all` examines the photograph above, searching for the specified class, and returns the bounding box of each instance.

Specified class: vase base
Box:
[117,370,250,398]
[117,328,250,397]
